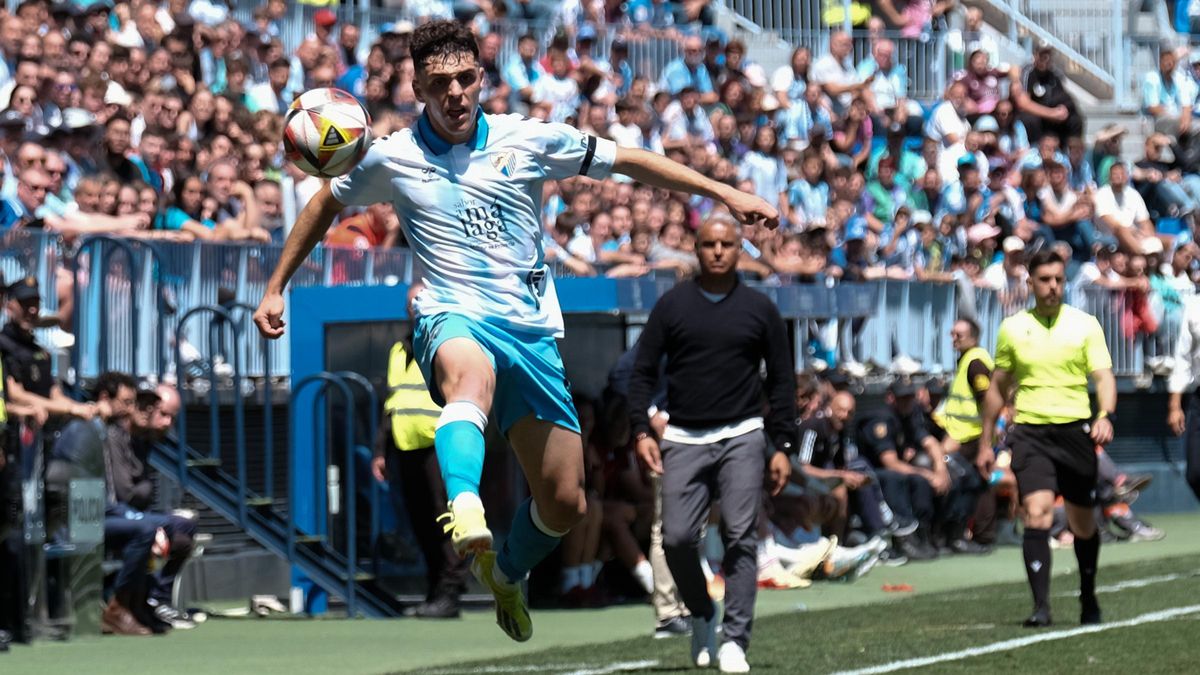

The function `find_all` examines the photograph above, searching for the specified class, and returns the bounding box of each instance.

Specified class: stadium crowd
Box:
[0,0,1190,644]
[1,1,1198,375]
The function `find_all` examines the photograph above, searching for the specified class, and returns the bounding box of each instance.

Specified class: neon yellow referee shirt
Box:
[993,305,1112,425]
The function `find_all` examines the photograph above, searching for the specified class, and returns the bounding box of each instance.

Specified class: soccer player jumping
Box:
[253,20,779,642]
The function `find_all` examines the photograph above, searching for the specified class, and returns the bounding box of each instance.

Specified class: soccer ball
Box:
[283,88,373,178]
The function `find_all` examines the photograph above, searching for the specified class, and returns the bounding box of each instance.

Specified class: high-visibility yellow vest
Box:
[0,357,7,429]
[935,346,993,443]
[385,342,440,451]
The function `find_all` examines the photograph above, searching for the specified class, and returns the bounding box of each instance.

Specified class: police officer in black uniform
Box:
[0,276,95,646]
[794,391,890,541]
[856,380,952,560]
[0,277,97,426]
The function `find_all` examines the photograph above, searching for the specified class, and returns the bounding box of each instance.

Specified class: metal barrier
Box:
[288,371,382,618]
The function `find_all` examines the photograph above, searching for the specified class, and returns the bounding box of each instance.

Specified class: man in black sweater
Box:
[629,217,795,673]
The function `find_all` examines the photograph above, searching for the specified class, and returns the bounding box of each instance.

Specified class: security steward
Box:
[930,318,993,554]
[856,380,951,561]
[979,249,1115,628]
[370,329,467,619]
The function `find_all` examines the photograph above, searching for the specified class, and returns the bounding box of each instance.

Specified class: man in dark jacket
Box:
[629,217,794,672]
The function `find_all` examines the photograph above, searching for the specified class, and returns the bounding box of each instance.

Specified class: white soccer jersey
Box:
[331,110,617,337]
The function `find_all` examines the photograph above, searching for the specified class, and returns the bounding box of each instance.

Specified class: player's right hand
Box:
[724,189,781,230]
[1168,408,1186,437]
[636,435,663,476]
[254,292,287,339]
[371,456,387,483]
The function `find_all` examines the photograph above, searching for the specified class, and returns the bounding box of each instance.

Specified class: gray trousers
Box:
[660,430,765,651]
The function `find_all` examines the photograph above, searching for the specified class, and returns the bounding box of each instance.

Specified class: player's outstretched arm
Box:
[253,183,346,339]
[611,147,780,229]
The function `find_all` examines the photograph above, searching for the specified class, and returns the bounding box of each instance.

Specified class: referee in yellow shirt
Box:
[978,250,1116,628]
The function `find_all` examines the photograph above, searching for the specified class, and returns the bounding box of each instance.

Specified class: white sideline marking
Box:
[426,659,660,675]
[830,604,1200,675]
[560,660,661,675]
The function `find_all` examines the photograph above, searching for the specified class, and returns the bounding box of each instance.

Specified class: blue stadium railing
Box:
[0,229,1178,383]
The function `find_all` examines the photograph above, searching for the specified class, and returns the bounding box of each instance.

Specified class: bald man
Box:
[629,218,794,672]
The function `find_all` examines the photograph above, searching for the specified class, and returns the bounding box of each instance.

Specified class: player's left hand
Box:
[1089,417,1113,446]
[724,190,780,230]
[767,451,791,496]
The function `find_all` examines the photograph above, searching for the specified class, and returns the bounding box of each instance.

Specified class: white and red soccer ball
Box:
[283,87,373,178]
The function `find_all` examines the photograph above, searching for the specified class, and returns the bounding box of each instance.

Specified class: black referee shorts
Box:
[1008,421,1098,507]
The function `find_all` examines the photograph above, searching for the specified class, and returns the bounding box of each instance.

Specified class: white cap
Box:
[1003,236,1025,253]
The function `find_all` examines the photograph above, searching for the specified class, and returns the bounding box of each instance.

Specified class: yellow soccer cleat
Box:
[437,495,493,557]
[472,550,532,642]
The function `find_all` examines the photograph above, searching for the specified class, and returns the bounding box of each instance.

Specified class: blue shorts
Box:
[412,312,579,434]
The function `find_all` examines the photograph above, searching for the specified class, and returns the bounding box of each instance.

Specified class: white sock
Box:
[590,560,603,584]
[492,557,512,585]
[633,558,654,595]
[561,565,582,593]
[579,562,594,588]
[452,492,484,511]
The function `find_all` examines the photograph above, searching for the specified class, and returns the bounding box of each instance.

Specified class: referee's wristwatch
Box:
[1095,411,1115,425]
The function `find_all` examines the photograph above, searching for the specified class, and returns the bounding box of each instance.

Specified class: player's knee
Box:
[661,527,698,552]
[1023,506,1053,529]
[545,484,587,532]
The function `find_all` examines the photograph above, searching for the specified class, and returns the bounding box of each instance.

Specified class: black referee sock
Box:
[1074,532,1100,600]
[1023,528,1052,612]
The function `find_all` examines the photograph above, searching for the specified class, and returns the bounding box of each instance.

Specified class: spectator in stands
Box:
[660,86,714,152]
[859,38,920,137]
[812,31,871,116]
[1094,161,1155,253]
[247,58,293,114]
[957,49,1010,119]
[659,35,717,105]
[1039,160,1094,262]
[739,125,788,215]
[502,34,543,113]
[1013,45,1082,144]
[771,46,810,110]
[532,45,579,124]
[1134,133,1200,228]
[926,80,969,149]
[1142,47,1194,138]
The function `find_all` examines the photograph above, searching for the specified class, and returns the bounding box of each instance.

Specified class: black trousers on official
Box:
[385,444,467,602]
[1179,393,1200,502]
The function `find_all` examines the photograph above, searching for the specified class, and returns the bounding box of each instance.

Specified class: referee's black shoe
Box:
[1022,608,1052,628]
[1080,596,1102,625]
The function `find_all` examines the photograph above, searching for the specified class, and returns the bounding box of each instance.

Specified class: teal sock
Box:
[434,420,485,500]
[497,498,563,582]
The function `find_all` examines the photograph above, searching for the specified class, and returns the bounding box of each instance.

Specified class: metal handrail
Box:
[974,0,1117,88]
[289,372,361,618]
[172,305,250,528]
[69,235,163,388]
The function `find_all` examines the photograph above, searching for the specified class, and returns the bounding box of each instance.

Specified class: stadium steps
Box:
[146,436,408,618]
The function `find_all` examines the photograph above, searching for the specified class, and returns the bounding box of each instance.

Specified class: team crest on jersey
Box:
[490,151,516,177]
[873,422,888,439]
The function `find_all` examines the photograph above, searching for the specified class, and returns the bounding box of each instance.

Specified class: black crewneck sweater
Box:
[628,279,795,451]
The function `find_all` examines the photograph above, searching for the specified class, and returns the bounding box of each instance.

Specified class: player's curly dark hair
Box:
[410,20,479,72]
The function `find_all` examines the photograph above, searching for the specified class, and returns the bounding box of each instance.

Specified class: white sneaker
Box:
[691,614,718,668]
[717,641,750,673]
